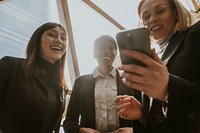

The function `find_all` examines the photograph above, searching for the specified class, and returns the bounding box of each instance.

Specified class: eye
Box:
[47,32,56,37]
[108,46,115,51]
[142,14,150,21]
[61,36,66,41]
[156,8,165,15]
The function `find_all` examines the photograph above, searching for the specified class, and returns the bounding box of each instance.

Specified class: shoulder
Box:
[73,74,94,90]
[74,74,94,84]
[184,20,200,46]
[0,56,24,67]
[187,20,200,34]
[172,20,200,43]
[0,56,24,62]
[0,56,24,78]
[76,74,93,80]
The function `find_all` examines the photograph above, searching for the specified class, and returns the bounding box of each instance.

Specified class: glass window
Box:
[0,0,71,89]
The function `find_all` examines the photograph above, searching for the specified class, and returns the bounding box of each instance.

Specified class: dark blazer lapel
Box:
[116,71,126,95]
[161,30,187,65]
[83,75,96,128]
[116,70,137,127]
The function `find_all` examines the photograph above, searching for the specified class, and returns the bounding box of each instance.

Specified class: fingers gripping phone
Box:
[116,27,152,67]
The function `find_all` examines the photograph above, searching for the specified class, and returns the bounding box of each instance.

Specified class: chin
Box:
[50,57,61,63]
[152,36,166,43]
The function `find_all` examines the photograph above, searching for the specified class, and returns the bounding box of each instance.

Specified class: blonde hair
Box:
[138,0,193,31]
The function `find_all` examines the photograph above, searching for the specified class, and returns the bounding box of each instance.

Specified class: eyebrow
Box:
[141,4,168,15]
[48,29,66,34]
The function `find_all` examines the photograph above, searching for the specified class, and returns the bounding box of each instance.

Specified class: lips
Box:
[50,46,62,51]
[150,24,163,32]
[102,54,112,58]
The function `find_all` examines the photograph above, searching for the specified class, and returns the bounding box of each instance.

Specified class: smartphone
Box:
[116,27,152,67]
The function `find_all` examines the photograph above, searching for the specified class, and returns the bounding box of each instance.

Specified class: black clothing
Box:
[144,21,200,133]
[63,71,143,133]
[0,56,65,133]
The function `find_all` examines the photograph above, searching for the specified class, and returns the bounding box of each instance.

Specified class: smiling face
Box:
[40,26,67,63]
[139,0,178,42]
[93,39,117,67]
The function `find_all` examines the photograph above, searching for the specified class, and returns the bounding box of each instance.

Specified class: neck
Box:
[156,32,174,46]
[156,24,178,45]
[97,65,113,76]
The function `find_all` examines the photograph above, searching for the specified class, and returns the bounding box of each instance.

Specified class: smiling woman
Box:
[40,26,67,64]
[0,22,68,133]
[115,0,200,133]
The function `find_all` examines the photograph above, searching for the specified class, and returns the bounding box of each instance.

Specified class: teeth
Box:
[50,46,62,51]
[152,25,162,30]
[103,54,111,58]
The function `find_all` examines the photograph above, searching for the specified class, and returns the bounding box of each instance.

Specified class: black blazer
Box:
[0,57,64,133]
[145,21,200,133]
[63,70,142,133]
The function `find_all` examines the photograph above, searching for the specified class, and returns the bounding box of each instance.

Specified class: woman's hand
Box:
[114,95,142,120]
[118,49,169,101]
[79,127,101,133]
[112,127,134,133]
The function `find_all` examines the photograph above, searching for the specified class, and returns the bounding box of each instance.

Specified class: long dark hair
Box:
[23,22,68,90]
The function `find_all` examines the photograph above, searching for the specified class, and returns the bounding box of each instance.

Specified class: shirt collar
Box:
[92,67,116,78]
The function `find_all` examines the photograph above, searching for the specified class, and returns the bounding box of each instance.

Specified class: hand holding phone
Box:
[116,27,152,67]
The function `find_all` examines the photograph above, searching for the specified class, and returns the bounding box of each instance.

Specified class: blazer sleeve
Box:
[167,74,200,128]
[63,78,82,133]
[166,21,200,130]
[0,56,14,109]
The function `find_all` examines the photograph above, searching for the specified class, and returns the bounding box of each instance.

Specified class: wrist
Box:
[160,85,168,102]
[79,128,85,133]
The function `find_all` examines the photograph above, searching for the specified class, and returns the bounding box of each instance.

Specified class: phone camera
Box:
[126,33,133,44]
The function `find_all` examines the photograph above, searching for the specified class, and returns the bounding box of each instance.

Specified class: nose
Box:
[106,48,109,52]
[55,36,63,44]
[104,48,110,53]
[149,14,158,23]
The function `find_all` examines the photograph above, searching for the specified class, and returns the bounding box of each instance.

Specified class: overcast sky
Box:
[67,0,191,75]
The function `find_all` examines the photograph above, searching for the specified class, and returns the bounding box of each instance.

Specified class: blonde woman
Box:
[115,0,200,133]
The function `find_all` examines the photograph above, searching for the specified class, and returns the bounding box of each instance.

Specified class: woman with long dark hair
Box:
[0,22,68,133]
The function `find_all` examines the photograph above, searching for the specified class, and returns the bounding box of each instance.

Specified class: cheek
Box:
[60,43,67,56]
[63,42,67,52]
[113,51,117,57]
[166,19,177,33]
[40,37,48,50]
[165,12,177,28]
[40,41,49,57]
[40,43,44,54]
[40,46,47,58]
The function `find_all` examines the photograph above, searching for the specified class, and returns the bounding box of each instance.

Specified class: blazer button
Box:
[187,112,196,120]
[155,113,165,123]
